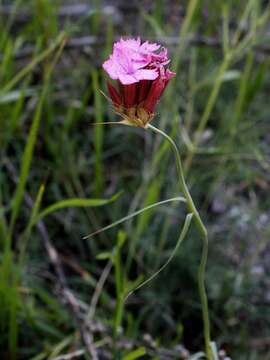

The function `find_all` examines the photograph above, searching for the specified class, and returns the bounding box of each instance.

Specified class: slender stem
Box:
[147,124,213,360]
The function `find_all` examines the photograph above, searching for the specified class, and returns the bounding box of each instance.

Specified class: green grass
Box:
[0,0,270,359]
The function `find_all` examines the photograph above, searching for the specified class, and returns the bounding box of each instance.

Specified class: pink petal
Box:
[114,48,134,74]
[134,69,159,81]
[140,41,160,52]
[118,73,139,85]
[102,37,175,87]
[102,57,119,80]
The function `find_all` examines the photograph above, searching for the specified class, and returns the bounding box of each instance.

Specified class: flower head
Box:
[102,37,175,128]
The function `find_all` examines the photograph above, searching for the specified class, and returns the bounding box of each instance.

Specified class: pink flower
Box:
[102,37,175,128]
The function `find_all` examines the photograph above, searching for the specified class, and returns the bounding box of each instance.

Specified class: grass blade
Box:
[8,35,66,240]
[18,183,45,265]
[37,192,121,221]
[123,347,146,360]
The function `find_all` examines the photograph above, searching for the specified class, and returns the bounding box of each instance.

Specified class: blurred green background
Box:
[0,0,270,359]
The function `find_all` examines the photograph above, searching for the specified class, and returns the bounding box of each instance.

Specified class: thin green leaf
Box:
[125,213,193,301]
[37,192,121,221]
[123,347,146,360]
[83,196,186,239]
[96,252,112,260]
[19,183,45,265]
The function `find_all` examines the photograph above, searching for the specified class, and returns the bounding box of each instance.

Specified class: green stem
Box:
[147,124,213,360]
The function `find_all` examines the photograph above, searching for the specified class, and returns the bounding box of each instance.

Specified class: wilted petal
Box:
[165,69,176,82]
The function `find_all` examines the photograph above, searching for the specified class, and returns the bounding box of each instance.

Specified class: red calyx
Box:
[137,80,152,104]
[142,75,166,113]
[107,82,122,106]
[120,83,137,108]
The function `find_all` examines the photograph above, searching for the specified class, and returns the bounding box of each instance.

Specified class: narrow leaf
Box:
[37,192,120,221]
[123,347,146,360]
[125,213,193,301]
[83,196,186,239]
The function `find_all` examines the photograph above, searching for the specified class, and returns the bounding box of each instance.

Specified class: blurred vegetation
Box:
[0,0,270,359]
